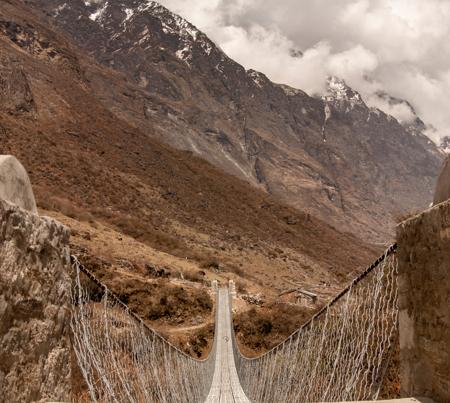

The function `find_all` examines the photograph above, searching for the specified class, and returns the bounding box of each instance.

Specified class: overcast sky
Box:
[158,0,450,143]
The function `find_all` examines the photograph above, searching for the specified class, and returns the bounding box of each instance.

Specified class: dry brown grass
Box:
[146,282,213,322]
[183,270,205,284]
[38,196,94,223]
[235,280,248,294]
[182,323,214,358]
[234,303,314,356]
[393,208,424,224]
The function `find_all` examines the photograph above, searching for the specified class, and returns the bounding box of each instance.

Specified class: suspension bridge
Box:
[70,245,402,402]
[1,154,446,402]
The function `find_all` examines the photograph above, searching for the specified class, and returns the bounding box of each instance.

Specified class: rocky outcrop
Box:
[0,155,37,213]
[0,55,35,115]
[0,199,71,402]
[396,201,450,403]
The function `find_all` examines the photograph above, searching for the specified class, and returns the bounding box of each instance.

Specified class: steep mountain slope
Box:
[27,0,444,242]
[0,0,378,332]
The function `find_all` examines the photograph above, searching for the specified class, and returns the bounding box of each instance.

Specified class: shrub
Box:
[183,271,204,283]
[234,303,312,354]
[200,258,220,271]
[235,280,248,294]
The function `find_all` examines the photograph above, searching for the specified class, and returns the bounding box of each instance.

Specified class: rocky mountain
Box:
[0,0,386,357]
[25,0,443,242]
[374,90,440,140]
[0,0,378,290]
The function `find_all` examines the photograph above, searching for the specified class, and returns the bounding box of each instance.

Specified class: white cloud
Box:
[366,94,416,124]
[158,0,450,142]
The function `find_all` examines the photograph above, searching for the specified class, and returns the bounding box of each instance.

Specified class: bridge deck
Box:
[205,288,250,403]
[203,289,431,403]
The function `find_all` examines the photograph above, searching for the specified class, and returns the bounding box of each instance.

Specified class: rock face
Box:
[397,202,450,402]
[0,155,37,213]
[0,54,35,115]
[28,0,443,241]
[0,199,71,402]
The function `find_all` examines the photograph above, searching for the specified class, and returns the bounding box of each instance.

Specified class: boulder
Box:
[0,155,37,213]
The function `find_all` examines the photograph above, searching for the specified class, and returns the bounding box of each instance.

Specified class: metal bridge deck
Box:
[205,288,250,403]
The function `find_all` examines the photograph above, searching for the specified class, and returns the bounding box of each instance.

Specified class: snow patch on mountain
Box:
[89,1,108,22]
[53,3,68,15]
[78,0,228,74]
[124,8,134,22]
[136,0,158,13]
[202,41,213,56]
[176,46,191,62]
[321,104,331,142]
[75,0,444,154]
[247,70,267,88]
[137,1,199,42]
[323,76,364,109]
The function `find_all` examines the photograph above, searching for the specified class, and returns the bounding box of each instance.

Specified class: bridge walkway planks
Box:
[204,288,250,403]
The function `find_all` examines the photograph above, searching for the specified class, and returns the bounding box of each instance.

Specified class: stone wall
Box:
[0,199,71,402]
[397,201,450,403]
[433,154,450,205]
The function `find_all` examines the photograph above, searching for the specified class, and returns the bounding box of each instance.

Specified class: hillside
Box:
[26,0,444,242]
[0,0,379,356]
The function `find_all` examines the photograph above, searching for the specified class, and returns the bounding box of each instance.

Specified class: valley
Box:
[0,0,441,363]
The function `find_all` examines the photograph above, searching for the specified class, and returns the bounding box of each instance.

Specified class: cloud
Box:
[158,0,450,142]
[366,94,416,124]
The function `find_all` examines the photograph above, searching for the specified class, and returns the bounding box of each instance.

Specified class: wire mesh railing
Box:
[70,256,216,403]
[232,245,398,403]
[70,244,398,403]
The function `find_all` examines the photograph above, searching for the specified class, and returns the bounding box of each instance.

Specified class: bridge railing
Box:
[231,245,399,403]
[70,256,216,403]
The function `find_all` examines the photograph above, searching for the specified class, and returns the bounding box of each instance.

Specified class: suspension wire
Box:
[69,244,399,403]
[70,256,216,402]
[232,245,399,403]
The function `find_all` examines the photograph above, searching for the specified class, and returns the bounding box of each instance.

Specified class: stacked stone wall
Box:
[0,199,71,402]
[397,201,450,403]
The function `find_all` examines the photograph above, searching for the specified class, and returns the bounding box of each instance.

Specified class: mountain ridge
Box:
[0,0,377,282]
[22,0,444,242]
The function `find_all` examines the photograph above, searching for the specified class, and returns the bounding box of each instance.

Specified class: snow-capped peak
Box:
[323,76,365,108]
[80,0,221,66]
[137,1,199,41]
